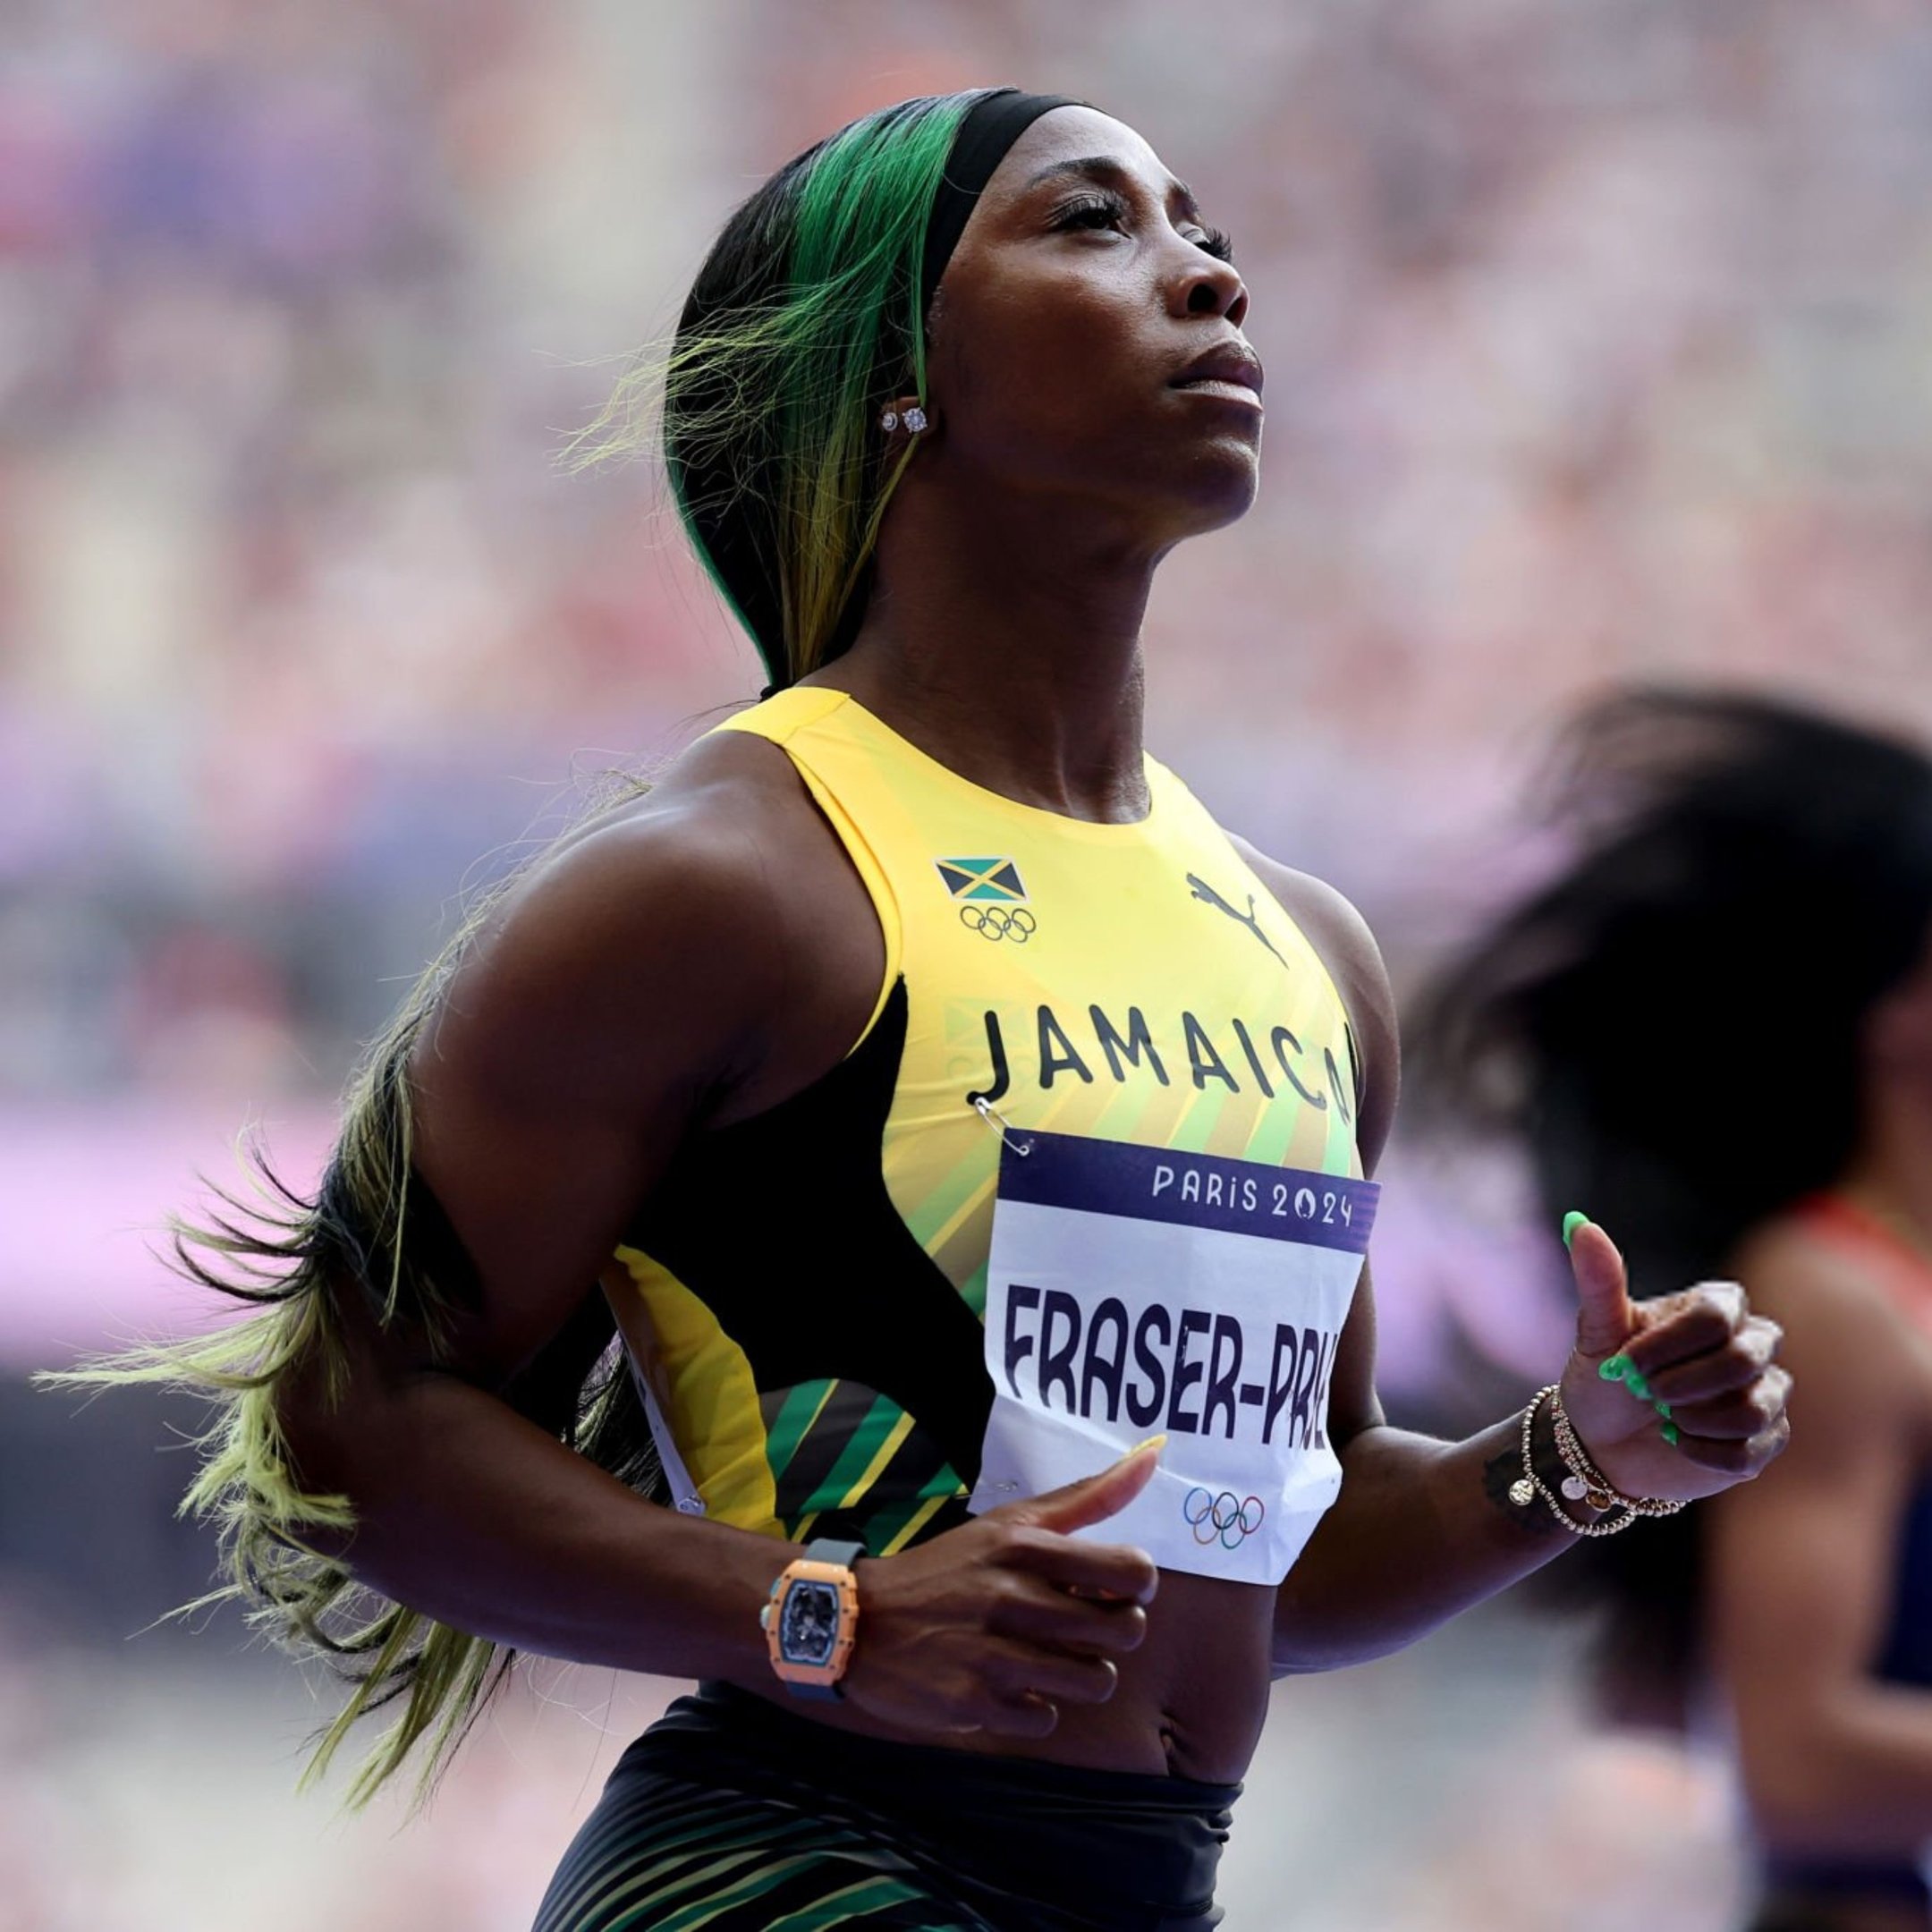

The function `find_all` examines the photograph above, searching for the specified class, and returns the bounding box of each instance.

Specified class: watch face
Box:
[778,1580,840,1665]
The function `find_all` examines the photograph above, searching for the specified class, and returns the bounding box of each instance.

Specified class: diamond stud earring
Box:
[879,405,929,435]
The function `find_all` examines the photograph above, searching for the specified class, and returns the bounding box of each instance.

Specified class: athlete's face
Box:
[922,106,1260,547]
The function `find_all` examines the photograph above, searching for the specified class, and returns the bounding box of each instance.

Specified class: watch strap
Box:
[801,1538,866,1569]
[784,1674,845,1701]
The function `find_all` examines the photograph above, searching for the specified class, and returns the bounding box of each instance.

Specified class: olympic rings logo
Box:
[959,904,1037,944]
[1182,1487,1266,1550]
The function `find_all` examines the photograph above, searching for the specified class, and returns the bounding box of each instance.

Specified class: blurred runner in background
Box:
[1411,689,1932,1932]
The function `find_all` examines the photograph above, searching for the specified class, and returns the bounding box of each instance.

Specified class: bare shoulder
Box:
[497,726,825,961]
[1226,833,1398,1170]
[421,724,883,1129]
[1733,1216,1916,1352]
[1730,1215,1930,1460]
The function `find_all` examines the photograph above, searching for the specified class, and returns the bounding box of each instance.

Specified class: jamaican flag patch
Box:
[934,857,1028,904]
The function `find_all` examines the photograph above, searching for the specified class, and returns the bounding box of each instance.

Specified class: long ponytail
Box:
[43,822,665,1810]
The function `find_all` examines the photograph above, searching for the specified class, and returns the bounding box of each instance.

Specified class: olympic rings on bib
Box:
[1182,1487,1267,1550]
[959,904,1037,943]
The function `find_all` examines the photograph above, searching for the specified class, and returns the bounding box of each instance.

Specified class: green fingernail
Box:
[1562,1210,1590,1250]
[1597,1353,1653,1401]
[1654,1401,1672,1421]
[1661,1422,1680,1446]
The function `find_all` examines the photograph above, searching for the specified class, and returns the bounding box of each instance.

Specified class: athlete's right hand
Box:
[838,1441,1161,1739]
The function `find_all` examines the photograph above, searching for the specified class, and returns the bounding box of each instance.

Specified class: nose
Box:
[1173,250,1247,328]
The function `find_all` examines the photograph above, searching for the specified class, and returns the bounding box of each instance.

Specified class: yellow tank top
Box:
[614,688,1364,1559]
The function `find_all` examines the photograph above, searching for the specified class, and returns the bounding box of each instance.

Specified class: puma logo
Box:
[1185,873,1289,969]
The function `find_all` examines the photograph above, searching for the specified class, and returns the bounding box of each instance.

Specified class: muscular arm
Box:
[272,738,1161,1740]
[1267,1277,1590,1673]
[1233,841,1772,1674]
[1707,1234,1932,1857]
[275,735,882,1682]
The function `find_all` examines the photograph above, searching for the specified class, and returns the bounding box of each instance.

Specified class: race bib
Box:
[968,1131,1377,1585]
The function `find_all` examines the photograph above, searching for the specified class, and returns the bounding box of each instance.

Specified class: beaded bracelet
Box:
[1550,1391,1685,1521]
[1509,1385,1681,1537]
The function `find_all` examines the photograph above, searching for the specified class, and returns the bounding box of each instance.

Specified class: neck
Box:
[809,474,1159,823]
[1842,1076,1932,1255]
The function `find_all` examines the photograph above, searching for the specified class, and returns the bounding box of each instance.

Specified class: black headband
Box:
[919,89,1082,306]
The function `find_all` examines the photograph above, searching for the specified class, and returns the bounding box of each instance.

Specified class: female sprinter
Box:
[93,95,1792,1930]
[1411,691,1932,1932]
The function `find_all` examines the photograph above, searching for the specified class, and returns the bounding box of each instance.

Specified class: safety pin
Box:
[970,1094,1032,1157]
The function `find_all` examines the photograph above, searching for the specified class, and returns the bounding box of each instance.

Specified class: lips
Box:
[1171,342,1266,399]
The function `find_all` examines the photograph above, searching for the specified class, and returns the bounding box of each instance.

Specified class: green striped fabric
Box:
[757,1381,965,1546]
[532,1774,996,1930]
[531,1687,1233,1932]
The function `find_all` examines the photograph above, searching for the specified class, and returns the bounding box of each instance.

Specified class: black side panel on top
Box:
[624,979,995,1486]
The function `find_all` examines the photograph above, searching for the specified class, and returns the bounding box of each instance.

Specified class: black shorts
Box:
[532,1681,1241,1931]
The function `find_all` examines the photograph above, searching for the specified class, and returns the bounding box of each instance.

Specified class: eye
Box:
[1050,191,1237,266]
[1050,191,1131,239]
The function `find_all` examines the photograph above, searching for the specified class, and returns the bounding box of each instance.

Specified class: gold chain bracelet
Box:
[1509,1385,1682,1537]
[1550,1391,1685,1520]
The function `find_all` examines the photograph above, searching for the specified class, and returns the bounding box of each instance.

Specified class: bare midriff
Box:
[737,1570,1276,1784]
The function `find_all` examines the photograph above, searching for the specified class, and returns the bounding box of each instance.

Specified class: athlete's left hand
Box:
[1557,1216,1792,1504]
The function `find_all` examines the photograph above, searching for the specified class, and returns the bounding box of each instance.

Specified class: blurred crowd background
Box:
[4,0,1932,1925]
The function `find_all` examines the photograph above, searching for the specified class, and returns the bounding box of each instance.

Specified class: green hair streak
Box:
[761,94,973,680]
[583,89,988,688]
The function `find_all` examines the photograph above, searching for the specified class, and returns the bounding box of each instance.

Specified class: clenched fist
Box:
[1558,1215,1791,1503]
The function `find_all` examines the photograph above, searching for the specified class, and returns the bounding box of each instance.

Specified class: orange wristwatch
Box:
[758,1538,864,1701]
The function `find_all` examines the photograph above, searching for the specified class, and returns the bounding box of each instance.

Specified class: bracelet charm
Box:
[1512,1385,1687,1537]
